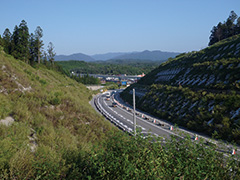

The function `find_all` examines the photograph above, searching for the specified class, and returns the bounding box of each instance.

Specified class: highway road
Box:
[96,91,176,140]
[91,90,240,156]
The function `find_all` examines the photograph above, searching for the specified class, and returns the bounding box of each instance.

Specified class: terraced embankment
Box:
[121,35,240,144]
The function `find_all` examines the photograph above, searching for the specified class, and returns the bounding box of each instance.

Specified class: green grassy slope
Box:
[0,47,112,178]
[121,35,240,143]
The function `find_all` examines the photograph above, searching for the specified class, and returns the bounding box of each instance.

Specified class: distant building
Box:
[100,79,106,84]
[106,77,112,81]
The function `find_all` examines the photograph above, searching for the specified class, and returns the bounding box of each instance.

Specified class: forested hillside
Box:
[121,34,240,144]
[57,60,160,75]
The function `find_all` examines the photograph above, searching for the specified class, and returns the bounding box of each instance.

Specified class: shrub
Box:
[80,131,240,179]
[0,94,12,119]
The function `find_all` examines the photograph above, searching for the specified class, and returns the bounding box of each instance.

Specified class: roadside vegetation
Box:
[69,131,240,179]
[0,45,112,179]
[71,73,101,85]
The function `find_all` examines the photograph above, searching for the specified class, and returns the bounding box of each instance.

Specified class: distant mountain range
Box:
[91,52,128,61]
[55,53,95,62]
[111,50,179,61]
[55,50,180,62]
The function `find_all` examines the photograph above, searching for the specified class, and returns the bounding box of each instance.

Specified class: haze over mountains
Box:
[55,50,180,62]
[55,53,95,62]
[91,52,128,60]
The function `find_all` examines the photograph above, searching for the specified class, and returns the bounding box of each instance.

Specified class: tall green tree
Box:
[11,25,19,58]
[235,17,240,34]
[226,11,238,36]
[34,26,43,64]
[0,35,2,47]
[2,28,12,54]
[209,11,239,46]
[43,51,48,65]
[47,42,56,65]
[11,20,30,62]
[19,20,30,62]
[29,33,36,65]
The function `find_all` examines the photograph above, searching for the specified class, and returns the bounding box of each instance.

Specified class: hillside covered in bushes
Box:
[121,34,240,144]
[0,46,115,178]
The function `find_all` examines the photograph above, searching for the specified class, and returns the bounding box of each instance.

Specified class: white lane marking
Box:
[113,101,181,138]
[100,94,240,156]
[126,119,133,124]
[113,94,240,153]
[100,95,169,138]
[137,125,146,131]
[102,96,161,134]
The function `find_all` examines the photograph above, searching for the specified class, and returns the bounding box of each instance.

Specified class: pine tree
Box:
[11,25,19,58]
[19,20,30,62]
[11,20,30,62]
[43,51,48,65]
[29,33,36,65]
[34,26,44,64]
[235,17,240,34]
[209,11,239,46]
[227,11,238,35]
[0,35,2,47]
[2,28,12,54]
[47,42,56,65]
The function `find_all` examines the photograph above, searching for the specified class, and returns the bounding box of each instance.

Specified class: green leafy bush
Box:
[77,131,240,179]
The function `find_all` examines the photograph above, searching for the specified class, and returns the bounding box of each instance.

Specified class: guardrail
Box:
[94,96,133,135]
[94,92,239,156]
[112,97,170,128]
[111,93,239,155]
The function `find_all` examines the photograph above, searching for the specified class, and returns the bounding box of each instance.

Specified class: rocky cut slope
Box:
[121,35,240,144]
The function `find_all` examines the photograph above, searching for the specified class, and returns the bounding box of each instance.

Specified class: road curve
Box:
[91,90,239,156]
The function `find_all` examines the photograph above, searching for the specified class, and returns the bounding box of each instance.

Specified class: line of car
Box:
[97,90,239,156]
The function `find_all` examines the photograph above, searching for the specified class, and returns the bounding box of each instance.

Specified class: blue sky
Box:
[1,0,240,55]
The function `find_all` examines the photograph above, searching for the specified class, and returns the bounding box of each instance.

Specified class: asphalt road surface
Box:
[91,90,240,157]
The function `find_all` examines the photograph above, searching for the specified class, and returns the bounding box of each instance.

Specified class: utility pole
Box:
[133,89,136,136]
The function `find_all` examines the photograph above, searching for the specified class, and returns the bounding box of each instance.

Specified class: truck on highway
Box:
[106,94,110,101]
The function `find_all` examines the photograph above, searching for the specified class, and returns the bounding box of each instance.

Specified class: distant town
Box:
[71,72,145,86]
